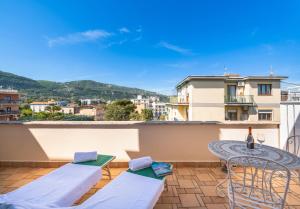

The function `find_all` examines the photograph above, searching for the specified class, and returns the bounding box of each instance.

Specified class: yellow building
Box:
[167,74,287,122]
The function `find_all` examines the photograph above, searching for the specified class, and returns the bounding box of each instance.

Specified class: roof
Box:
[176,75,288,88]
[30,101,56,105]
[0,89,19,94]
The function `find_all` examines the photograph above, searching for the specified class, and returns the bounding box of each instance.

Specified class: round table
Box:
[208,140,300,197]
[208,140,300,170]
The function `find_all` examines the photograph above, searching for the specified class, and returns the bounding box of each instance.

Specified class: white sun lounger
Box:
[3,171,164,209]
[76,171,164,209]
[0,163,102,207]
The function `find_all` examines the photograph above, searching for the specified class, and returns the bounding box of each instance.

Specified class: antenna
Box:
[224,66,228,75]
[269,65,274,76]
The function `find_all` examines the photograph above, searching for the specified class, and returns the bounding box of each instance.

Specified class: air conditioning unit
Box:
[238,81,245,87]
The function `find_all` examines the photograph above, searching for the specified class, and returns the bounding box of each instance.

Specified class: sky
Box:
[0,0,300,95]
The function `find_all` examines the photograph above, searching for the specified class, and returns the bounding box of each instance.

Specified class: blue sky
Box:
[0,0,300,95]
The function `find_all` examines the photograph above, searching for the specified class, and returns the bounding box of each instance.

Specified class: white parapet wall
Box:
[0,121,279,163]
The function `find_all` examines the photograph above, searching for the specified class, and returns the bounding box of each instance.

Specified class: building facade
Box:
[30,100,56,112]
[152,102,167,119]
[0,89,20,121]
[131,95,167,119]
[167,74,286,122]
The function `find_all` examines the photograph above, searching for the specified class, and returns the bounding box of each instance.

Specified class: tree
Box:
[20,108,33,117]
[141,109,153,121]
[104,100,136,121]
[129,111,141,120]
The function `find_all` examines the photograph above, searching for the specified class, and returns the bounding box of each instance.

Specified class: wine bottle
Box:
[246,127,254,149]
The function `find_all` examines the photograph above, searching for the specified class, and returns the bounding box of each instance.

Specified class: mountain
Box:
[0,71,168,102]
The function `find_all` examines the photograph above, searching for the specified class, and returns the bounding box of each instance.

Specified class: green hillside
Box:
[0,71,168,102]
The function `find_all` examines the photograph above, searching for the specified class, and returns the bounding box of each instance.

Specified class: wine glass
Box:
[257,133,265,147]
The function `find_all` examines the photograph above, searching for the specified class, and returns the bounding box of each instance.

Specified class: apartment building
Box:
[0,89,20,121]
[167,74,287,122]
[152,102,167,119]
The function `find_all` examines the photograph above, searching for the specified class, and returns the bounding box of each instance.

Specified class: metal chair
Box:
[285,135,300,157]
[227,156,291,209]
[285,135,300,182]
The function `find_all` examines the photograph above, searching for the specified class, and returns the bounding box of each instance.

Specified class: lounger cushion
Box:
[78,171,164,209]
[0,163,101,207]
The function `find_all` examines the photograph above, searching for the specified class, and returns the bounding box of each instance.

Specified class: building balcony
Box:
[0,99,21,105]
[0,110,20,115]
[169,96,189,105]
[224,95,255,105]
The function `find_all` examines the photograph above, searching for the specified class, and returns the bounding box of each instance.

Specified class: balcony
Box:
[169,96,189,105]
[0,110,20,115]
[0,99,21,105]
[224,95,255,105]
[0,121,299,208]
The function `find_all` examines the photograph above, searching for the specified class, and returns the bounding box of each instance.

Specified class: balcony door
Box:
[227,85,237,101]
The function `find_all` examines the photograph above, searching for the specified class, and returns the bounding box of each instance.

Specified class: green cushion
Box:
[74,154,115,167]
[127,162,173,180]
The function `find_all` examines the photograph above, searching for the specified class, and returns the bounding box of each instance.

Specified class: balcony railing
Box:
[224,95,254,105]
[169,96,189,105]
[0,99,21,105]
[0,111,20,115]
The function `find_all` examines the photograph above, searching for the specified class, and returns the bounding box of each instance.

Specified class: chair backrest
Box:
[285,135,300,156]
[227,156,291,209]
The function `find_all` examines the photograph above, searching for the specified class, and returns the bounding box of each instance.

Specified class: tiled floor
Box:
[1,166,300,208]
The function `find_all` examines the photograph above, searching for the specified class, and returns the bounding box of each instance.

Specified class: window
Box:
[258,110,272,121]
[226,109,237,120]
[4,96,11,100]
[258,84,272,95]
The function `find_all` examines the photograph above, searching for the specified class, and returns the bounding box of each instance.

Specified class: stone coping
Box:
[0,120,280,125]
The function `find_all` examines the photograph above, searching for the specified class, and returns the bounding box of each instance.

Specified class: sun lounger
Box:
[76,170,165,209]
[0,155,116,208]
[0,163,102,207]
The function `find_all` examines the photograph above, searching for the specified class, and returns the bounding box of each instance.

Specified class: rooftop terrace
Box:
[0,121,297,208]
[1,166,300,209]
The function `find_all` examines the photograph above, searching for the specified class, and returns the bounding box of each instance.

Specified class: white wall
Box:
[0,122,279,163]
[280,102,300,148]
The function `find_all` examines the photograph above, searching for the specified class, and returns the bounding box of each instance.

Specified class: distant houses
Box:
[29,99,105,121]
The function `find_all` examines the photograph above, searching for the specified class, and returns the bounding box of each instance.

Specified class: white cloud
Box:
[158,41,192,55]
[119,27,130,33]
[106,39,128,48]
[47,29,112,47]
[136,26,142,33]
[133,36,142,41]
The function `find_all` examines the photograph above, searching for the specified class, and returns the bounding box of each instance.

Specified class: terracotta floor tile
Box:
[199,186,217,196]
[206,204,227,209]
[179,193,200,207]
[178,179,196,188]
